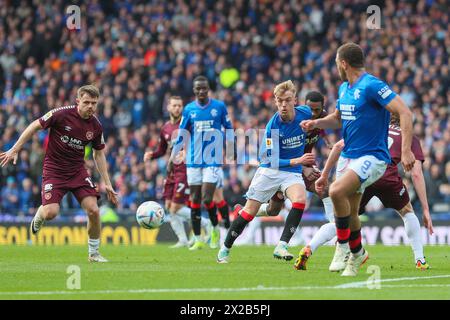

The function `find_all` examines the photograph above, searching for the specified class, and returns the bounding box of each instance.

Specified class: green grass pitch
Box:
[1,244,450,300]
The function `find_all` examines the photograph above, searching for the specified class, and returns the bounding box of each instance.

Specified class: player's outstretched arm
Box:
[411,159,433,235]
[300,109,341,132]
[93,148,119,206]
[0,119,42,167]
[315,139,345,195]
[386,96,415,172]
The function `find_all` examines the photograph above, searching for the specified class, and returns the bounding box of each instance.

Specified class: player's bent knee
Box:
[329,184,344,200]
[86,207,100,219]
[42,204,59,220]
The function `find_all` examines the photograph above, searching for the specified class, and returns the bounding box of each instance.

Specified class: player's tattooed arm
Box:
[315,139,344,195]
[0,119,43,167]
[93,148,119,206]
[385,96,415,172]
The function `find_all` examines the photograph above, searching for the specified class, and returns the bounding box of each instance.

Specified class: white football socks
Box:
[88,238,100,256]
[402,212,424,262]
[175,206,191,220]
[169,214,188,243]
[309,222,337,253]
[321,197,335,222]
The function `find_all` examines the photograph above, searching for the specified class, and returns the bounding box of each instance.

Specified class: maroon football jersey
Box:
[304,110,327,153]
[151,120,186,175]
[379,124,424,183]
[39,105,105,178]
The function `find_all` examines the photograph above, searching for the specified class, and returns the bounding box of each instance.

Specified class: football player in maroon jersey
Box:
[0,85,119,262]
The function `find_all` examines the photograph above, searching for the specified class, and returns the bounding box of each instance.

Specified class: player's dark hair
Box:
[193,75,208,84]
[337,43,365,68]
[305,91,324,105]
[78,84,100,98]
[390,113,400,126]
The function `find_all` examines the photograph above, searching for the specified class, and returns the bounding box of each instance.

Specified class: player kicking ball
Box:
[0,85,119,262]
[217,80,315,263]
[233,90,336,261]
[301,43,415,276]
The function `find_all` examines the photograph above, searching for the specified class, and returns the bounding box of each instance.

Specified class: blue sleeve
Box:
[221,103,233,130]
[259,117,292,168]
[368,78,397,107]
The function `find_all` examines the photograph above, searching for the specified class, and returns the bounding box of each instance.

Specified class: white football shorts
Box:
[336,155,387,194]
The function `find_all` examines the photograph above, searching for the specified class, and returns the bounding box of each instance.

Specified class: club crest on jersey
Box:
[86,131,94,140]
[210,109,218,117]
[190,112,197,119]
[354,89,361,100]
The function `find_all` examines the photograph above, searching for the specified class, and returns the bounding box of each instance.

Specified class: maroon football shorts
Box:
[162,170,189,205]
[41,170,100,206]
[359,177,410,215]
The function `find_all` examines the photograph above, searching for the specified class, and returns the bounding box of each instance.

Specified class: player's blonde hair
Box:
[77,85,100,99]
[273,80,297,98]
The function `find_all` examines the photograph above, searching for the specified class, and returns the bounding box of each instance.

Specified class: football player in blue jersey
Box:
[301,43,415,276]
[217,80,316,263]
[172,76,234,250]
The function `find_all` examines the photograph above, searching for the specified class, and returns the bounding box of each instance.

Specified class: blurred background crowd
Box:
[0,0,448,220]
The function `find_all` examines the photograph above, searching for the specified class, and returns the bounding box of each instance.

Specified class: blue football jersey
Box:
[260,105,312,173]
[173,98,233,168]
[336,73,396,163]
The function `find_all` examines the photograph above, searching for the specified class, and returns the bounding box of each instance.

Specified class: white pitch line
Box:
[1,280,450,296]
[335,274,450,289]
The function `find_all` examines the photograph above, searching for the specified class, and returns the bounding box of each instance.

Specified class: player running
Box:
[310,115,433,270]
[217,80,316,263]
[0,85,119,262]
[301,42,415,276]
[233,90,336,260]
[171,76,234,250]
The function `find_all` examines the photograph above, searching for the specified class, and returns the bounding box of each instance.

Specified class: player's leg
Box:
[79,195,107,262]
[168,177,191,248]
[217,198,262,263]
[213,187,230,229]
[328,169,361,272]
[217,168,278,263]
[31,180,65,234]
[186,168,205,250]
[168,201,189,248]
[335,155,387,276]
[275,183,306,261]
[397,202,429,269]
[30,203,60,234]
[164,179,187,247]
[188,184,203,249]
[202,167,223,248]
[256,192,284,217]
[295,181,336,270]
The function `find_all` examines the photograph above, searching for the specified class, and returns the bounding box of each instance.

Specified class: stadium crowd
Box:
[0,0,448,218]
